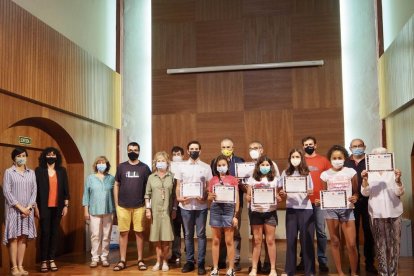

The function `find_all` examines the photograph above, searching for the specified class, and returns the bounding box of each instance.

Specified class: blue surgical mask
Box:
[156,161,168,170]
[351,148,365,156]
[97,164,107,173]
[217,166,228,174]
[260,166,271,175]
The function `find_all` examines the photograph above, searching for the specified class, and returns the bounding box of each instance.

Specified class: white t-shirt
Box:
[361,171,404,218]
[247,176,278,212]
[278,170,313,209]
[175,159,213,210]
[320,167,356,209]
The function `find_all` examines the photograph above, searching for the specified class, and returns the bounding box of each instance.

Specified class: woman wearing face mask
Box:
[246,155,281,276]
[145,151,176,272]
[278,149,315,276]
[35,147,69,273]
[320,145,358,276]
[208,155,239,276]
[361,147,404,276]
[3,148,37,276]
[82,156,115,268]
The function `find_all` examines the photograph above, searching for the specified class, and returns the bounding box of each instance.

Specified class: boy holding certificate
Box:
[278,149,314,276]
[246,155,281,276]
[320,145,359,276]
[208,155,239,276]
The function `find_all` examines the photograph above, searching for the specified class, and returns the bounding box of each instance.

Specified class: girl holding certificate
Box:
[246,155,280,276]
[278,149,315,276]
[320,145,359,276]
[361,147,404,276]
[208,155,239,276]
[145,151,175,272]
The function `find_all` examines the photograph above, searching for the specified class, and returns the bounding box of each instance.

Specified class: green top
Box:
[82,174,115,215]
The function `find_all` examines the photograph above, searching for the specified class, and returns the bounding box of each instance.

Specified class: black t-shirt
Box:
[115,161,151,208]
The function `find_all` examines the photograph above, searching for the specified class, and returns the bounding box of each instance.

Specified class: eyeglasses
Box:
[350,145,364,149]
[249,147,262,150]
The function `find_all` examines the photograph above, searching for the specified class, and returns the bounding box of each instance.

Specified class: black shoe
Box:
[319,262,329,273]
[168,256,180,264]
[261,262,270,274]
[198,264,207,275]
[182,262,195,273]
[365,264,378,274]
[234,262,241,272]
[296,260,304,272]
[218,262,227,269]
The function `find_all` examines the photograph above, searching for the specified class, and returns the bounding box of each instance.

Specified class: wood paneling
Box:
[196,20,244,66]
[153,0,343,188]
[0,0,120,128]
[196,72,244,113]
[152,0,195,22]
[244,69,293,111]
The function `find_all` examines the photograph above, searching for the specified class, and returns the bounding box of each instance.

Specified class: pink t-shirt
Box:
[208,175,239,192]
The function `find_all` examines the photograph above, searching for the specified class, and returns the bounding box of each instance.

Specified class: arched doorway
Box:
[0,117,84,272]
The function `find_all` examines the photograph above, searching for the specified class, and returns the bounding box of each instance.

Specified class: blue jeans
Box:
[180,208,208,265]
[313,204,328,265]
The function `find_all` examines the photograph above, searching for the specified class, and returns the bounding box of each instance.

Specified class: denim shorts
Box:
[325,209,355,222]
[248,209,278,226]
[209,202,235,227]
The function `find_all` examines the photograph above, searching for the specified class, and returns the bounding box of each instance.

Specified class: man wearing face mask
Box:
[246,141,280,274]
[113,142,151,272]
[209,138,245,271]
[176,141,213,275]
[168,146,185,264]
[344,139,377,274]
[296,136,330,273]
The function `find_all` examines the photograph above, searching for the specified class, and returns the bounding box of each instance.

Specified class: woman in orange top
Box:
[35,147,69,272]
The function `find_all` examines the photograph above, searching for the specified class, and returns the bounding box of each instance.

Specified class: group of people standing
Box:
[2,136,405,276]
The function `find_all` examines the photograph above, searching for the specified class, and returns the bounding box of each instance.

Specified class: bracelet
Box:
[64,204,69,208]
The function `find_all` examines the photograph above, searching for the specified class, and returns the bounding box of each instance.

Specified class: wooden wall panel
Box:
[196,20,244,66]
[244,69,292,111]
[0,0,120,128]
[152,0,343,182]
[292,58,342,109]
[152,69,197,115]
[196,72,244,113]
[243,16,292,63]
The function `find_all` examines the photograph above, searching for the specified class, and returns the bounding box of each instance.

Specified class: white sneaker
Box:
[152,262,160,271]
[162,262,169,272]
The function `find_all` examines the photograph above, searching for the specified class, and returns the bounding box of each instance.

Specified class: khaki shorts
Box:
[116,205,145,232]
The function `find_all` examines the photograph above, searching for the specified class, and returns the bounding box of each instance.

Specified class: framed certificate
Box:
[320,190,347,209]
[181,182,203,198]
[283,176,308,193]
[213,185,236,203]
[235,162,255,178]
[366,153,394,172]
[252,188,275,205]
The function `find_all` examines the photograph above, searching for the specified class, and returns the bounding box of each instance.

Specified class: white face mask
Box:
[290,158,301,167]
[217,166,228,174]
[249,149,260,160]
[331,159,344,169]
[172,156,183,162]
[156,161,168,170]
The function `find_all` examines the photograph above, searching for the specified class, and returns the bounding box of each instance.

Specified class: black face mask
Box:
[46,157,57,165]
[189,151,200,160]
[128,152,139,161]
[304,146,315,155]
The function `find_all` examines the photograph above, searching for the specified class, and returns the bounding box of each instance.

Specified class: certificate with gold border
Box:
[320,190,347,209]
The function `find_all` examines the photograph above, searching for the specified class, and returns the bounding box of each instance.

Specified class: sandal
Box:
[138,260,147,271]
[49,260,58,272]
[113,260,127,271]
[10,266,21,276]
[40,261,49,273]
[18,266,29,275]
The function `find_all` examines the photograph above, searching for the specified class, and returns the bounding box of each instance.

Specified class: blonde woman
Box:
[82,156,115,268]
[145,151,176,272]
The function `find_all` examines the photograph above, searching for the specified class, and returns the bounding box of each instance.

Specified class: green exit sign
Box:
[19,136,32,145]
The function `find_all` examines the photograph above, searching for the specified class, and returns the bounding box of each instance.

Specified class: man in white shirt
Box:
[176,141,213,275]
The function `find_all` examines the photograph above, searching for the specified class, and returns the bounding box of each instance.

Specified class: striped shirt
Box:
[3,165,37,244]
